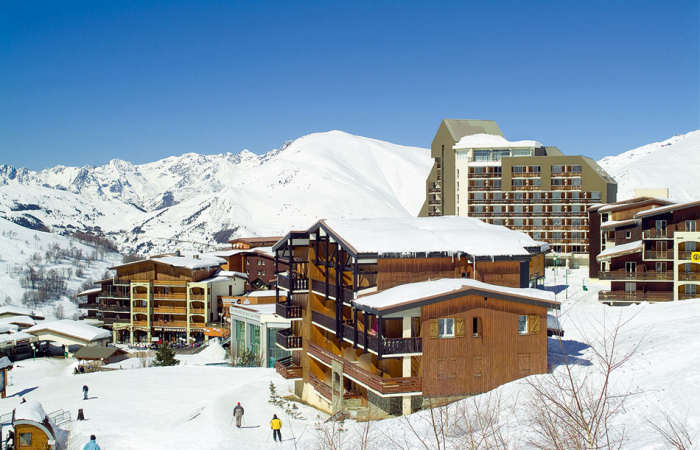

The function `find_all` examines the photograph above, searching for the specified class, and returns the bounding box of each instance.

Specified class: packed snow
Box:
[26,320,112,342]
[5,268,699,449]
[596,239,642,259]
[12,400,47,423]
[454,133,542,149]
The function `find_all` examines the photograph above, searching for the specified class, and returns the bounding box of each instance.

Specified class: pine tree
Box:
[153,343,180,367]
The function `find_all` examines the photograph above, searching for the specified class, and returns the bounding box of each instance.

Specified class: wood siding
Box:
[421,294,548,398]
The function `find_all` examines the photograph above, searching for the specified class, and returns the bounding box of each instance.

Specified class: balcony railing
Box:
[100,305,130,313]
[78,303,99,309]
[308,343,421,395]
[598,270,674,281]
[98,291,130,299]
[132,321,149,327]
[275,356,302,379]
[189,322,206,329]
[598,291,674,302]
[132,293,148,299]
[428,187,441,193]
[276,301,302,319]
[133,307,148,313]
[341,323,422,355]
[678,251,700,261]
[189,308,205,314]
[153,293,187,299]
[643,229,674,239]
[277,274,309,292]
[310,279,354,302]
[311,310,337,333]
[153,307,187,314]
[152,320,187,328]
[309,372,333,400]
[189,294,205,300]
[644,251,672,260]
[276,328,302,350]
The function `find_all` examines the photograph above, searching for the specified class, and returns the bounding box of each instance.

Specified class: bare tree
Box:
[524,311,645,450]
[313,416,349,450]
[646,409,695,450]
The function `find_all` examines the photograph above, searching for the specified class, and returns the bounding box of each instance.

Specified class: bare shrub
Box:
[646,409,695,450]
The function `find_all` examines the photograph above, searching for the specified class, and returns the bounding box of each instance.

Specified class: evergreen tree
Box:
[153,343,180,367]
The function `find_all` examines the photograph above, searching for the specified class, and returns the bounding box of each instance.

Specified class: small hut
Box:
[73,346,128,372]
[11,400,66,449]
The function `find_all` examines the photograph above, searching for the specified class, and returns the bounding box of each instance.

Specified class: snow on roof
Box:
[600,219,637,229]
[77,287,102,297]
[198,270,248,284]
[153,253,226,269]
[0,357,11,370]
[0,323,19,333]
[322,217,541,258]
[209,247,274,258]
[0,316,35,327]
[453,133,542,150]
[13,400,47,423]
[634,200,700,218]
[0,331,35,344]
[596,198,674,213]
[353,278,557,313]
[246,290,278,298]
[0,305,35,316]
[232,304,277,315]
[26,320,111,342]
[597,240,643,260]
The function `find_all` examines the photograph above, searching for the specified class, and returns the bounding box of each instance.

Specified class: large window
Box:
[685,285,696,296]
[513,149,533,157]
[493,149,511,161]
[572,165,582,172]
[474,150,490,161]
[513,165,525,173]
[439,318,455,338]
[552,165,563,173]
[518,315,528,335]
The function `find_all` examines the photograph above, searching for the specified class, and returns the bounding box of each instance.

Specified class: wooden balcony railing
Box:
[678,293,700,300]
[78,303,98,309]
[153,307,187,314]
[275,356,302,379]
[98,291,130,299]
[152,320,187,328]
[277,274,309,292]
[644,251,672,260]
[132,320,149,327]
[276,301,302,319]
[677,251,700,261]
[598,291,674,302]
[100,304,130,313]
[428,187,441,193]
[153,293,187,299]
[276,328,302,350]
[511,172,541,178]
[598,270,674,281]
[189,294,205,300]
[310,279,354,302]
[312,310,337,333]
[643,229,674,239]
[189,308,205,314]
[189,322,206,329]
[132,307,148,313]
[309,373,333,400]
[307,343,421,395]
[341,323,422,355]
[132,293,148,299]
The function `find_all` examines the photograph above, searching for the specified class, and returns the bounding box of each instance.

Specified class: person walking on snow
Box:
[233,402,244,428]
[83,384,89,400]
[271,414,282,442]
[83,434,100,450]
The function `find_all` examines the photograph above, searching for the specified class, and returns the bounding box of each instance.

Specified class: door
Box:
[625,282,636,296]
[655,220,667,237]
[656,262,666,277]
[625,262,636,277]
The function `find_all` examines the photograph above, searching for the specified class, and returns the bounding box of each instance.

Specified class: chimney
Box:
[175,250,181,257]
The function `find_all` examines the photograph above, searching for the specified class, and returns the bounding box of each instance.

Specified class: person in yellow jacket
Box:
[270,414,283,442]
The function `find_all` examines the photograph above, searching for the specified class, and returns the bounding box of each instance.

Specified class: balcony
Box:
[78,303,99,310]
[643,229,674,239]
[598,291,674,303]
[277,274,309,292]
[275,356,302,380]
[310,279,354,302]
[153,307,187,314]
[132,307,148,313]
[276,301,302,320]
[189,294,205,300]
[308,342,422,396]
[678,272,700,281]
[276,328,302,351]
[341,323,422,355]
[132,293,148,300]
[598,270,673,281]
[98,290,130,299]
[153,293,187,300]
[308,373,333,400]
[428,199,441,205]
[511,172,541,178]
[677,251,700,261]
[311,310,337,333]
[189,308,205,315]
[428,187,441,193]
[189,322,206,329]
[132,320,149,327]
[644,250,672,260]
[152,320,187,328]
[100,304,130,313]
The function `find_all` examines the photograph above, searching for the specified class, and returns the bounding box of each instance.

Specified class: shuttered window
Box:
[455,318,465,338]
[472,317,483,337]
[429,319,439,338]
[529,315,541,334]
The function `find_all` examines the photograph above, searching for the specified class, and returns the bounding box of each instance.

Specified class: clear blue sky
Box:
[1,0,698,171]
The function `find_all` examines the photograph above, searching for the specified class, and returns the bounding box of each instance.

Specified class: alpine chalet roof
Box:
[26,320,111,343]
[596,240,643,261]
[320,216,545,259]
[635,199,700,218]
[112,253,226,271]
[73,346,127,360]
[353,278,559,315]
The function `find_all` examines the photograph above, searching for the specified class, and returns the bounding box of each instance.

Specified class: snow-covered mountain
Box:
[598,130,700,202]
[0,131,432,254]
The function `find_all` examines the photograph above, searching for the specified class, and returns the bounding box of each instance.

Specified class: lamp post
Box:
[30,343,36,361]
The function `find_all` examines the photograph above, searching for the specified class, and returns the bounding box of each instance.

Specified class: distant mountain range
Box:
[1,129,697,255]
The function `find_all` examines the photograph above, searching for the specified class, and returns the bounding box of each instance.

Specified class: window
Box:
[685,284,696,296]
[533,219,543,226]
[572,218,582,226]
[492,205,502,213]
[493,219,504,225]
[19,433,32,446]
[493,179,502,189]
[513,179,525,187]
[533,232,542,239]
[592,191,602,200]
[571,178,582,186]
[514,205,524,213]
[571,191,580,199]
[656,262,667,273]
[532,165,541,173]
[552,192,562,199]
[686,220,697,232]
[533,179,541,187]
[571,205,581,212]
[457,150,469,160]
[493,149,511,161]
[518,315,528,335]
[552,165,563,173]
[472,167,483,174]
[439,318,454,338]
[533,205,543,213]
[572,165,582,172]
[532,192,542,200]
[513,192,524,200]
[513,219,524,227]
[473,192,484,200]
[472,317,482,337]
[473,206,483,213]
[551,178,564,186]
[552,205,562,213]
[625,283,636,294]
[553,232,563,239]
[513,165,525,173]
[687,241,697,251]
[246,259,250,265]
[257,270,261,275]
[625,262,636,274]
[513,148,532,157]
[626,231,631,239]
[474,150,490,162]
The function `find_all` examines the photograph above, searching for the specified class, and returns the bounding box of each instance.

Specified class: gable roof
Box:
[73,346,127,360]
[353,278,559,315]
[441,119,504,142]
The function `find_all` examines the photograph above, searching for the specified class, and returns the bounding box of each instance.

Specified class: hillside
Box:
[0,131,432,254]
[598,130,700,202]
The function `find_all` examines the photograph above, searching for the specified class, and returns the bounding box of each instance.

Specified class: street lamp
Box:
[30,343,36,361]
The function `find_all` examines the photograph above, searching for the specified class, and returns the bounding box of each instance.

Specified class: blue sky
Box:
[1,0,698,171]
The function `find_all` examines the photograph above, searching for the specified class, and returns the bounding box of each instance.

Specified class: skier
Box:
[83,384,89,400]
[270,414,282,442]
[82,434,100,450]
[233,402,244,428]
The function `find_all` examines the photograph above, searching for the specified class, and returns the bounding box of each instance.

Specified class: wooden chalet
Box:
[11,401,65,450]
[272,216,554,418]
[88,253,247,344]
[213,237,288,292]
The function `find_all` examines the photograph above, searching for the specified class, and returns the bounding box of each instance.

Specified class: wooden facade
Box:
[272,219,554,418]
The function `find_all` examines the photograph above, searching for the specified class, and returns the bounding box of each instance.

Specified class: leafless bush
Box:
[524,312,644,450]
[646,409,695,450]
[313,416,349,450]
[449,391,512,450]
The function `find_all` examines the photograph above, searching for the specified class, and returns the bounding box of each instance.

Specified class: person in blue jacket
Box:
[83,435,100,450]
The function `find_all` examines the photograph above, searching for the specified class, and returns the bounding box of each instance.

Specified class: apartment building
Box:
[213,236,286,292]
[272,216,554,418]
[590,199,700,305]
[82,253,247,344]
[419,119,617,267]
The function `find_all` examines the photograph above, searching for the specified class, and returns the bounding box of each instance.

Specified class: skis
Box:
[239,425,260,428]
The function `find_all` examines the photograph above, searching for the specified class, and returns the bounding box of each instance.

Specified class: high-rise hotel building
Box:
[419,119,617,268]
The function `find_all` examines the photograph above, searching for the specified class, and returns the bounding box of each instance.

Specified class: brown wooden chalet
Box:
[590,198,700,304]
[272,216,554,418]
[213,236,287,292]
